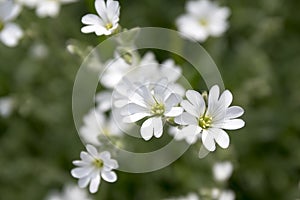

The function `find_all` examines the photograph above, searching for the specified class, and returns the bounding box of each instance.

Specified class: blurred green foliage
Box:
[0,0,300,199]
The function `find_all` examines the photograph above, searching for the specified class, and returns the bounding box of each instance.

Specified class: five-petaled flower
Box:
[175,85,245,151]
[71,144,118,193]
[121,79,183,140]
[81,0,120,36]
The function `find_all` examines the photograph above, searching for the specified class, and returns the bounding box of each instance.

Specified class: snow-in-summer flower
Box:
[213,161,233,182]
[212,188,235,200]
[45,184,92,200]
[35,0,78,18]
[0,96,14,117]
[176,0,230,42]
[175,85,245,151]
[81,0,120,36]
[121,79,183,140]
[79,108,124,146]
[71,144,118,193]
[0,0,23,47]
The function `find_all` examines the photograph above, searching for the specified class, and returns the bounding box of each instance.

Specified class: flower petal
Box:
[89,174,101,193]
[176,125,202,144]
[123,112,151,123]
[174,112,198,126]
[226,106,244,119]
[221,119,245,130]
[164,107,183,117]
[181,100,200,117]
[71,167,93,179]
[101,170,117,183]
[202,130,216,151]
[81,14,103,25]
[186,90,205,115]
[86,144,98,158]
[218,90,233,108]
[78,176,90,188]
[153,117,163,138]
[211,128,230,149]
[140,118,154,140]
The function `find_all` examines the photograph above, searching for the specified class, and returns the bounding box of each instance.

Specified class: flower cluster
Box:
[68,0,243,195]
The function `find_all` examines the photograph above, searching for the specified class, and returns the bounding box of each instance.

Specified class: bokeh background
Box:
[1,0,300,199]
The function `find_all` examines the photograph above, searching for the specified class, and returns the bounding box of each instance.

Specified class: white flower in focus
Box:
[36,0,78,18]
[0,96,14,117]
[81,0,120,36]
[45,184,92,200]
[121,79,183,140]
[175,85,245,151]
[71,144,118,193]
[213,161,233,182]
[176,0,230,42]
[80,109,123,146]
[0,0,23,47]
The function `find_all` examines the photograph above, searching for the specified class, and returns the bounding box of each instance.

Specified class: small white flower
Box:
[175,85,245,151]
[95,91,112,112]
[71,144,118,193]
[0,0,23,47]
[45,184,92,200]
[81,0,120,36]
[176,0,230,42]
[0,96,14,117]
[36,0,78,18]
[213,161,233,182]
[79,108,124,146]
[121,79,183,140]
[218,190,235,200]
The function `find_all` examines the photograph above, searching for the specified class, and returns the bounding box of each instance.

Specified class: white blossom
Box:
[121,79,183,140]
[176,0,230,42]
[81,0,120,36]
[175,85,245,151]
[45,184,92,200]
[213,161,233,182]
[0,0,23,47]
[35,0,78,18]
[71,144,118,193]
[95,91,112,112]
[0,96,14,117]
[79,108,124,146]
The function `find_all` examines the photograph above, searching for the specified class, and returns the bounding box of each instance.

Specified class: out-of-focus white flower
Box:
[95,91,112,112]
[121,79,183,140]
[0,0,23,47]
[218,190,235,200]
[30,43,48,59]
[79,108,124,146]
[0,96,14,117]
[71,144,118,193]
[213,161,233,182]
[36,0,78,18]
[165,193,199,200]
[81,0,120,36]
[176,0,230,42]
[45,184,92,200]
[175,85,245,151]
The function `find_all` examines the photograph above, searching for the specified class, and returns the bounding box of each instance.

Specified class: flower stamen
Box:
[93,159,104,168]
[151,103,165,115]
[199,115,212,129]
[105,22,113,30]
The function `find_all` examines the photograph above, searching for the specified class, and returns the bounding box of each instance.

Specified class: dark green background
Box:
[0,0,299,199]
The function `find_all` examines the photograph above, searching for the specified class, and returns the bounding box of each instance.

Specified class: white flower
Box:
[95,91,112,112]
[0,96,14,117]
[79,108,124,146]
[176,0,230,42]
[71,144,118,193]
[45,184,92,200]
[36,0,78,18]
[0,0,23,47]
[213,161,233,182]
[212,189,235,200]
[121,79,183,140]
[175,85,245,151]
[81,0,120,36]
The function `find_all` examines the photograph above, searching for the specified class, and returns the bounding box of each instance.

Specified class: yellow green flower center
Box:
[93,159,104,168]
[0,20,4,31]
[199,18,208,26]
[151,103,165,115]
[105,23,113,30]
[199,115,212,129]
